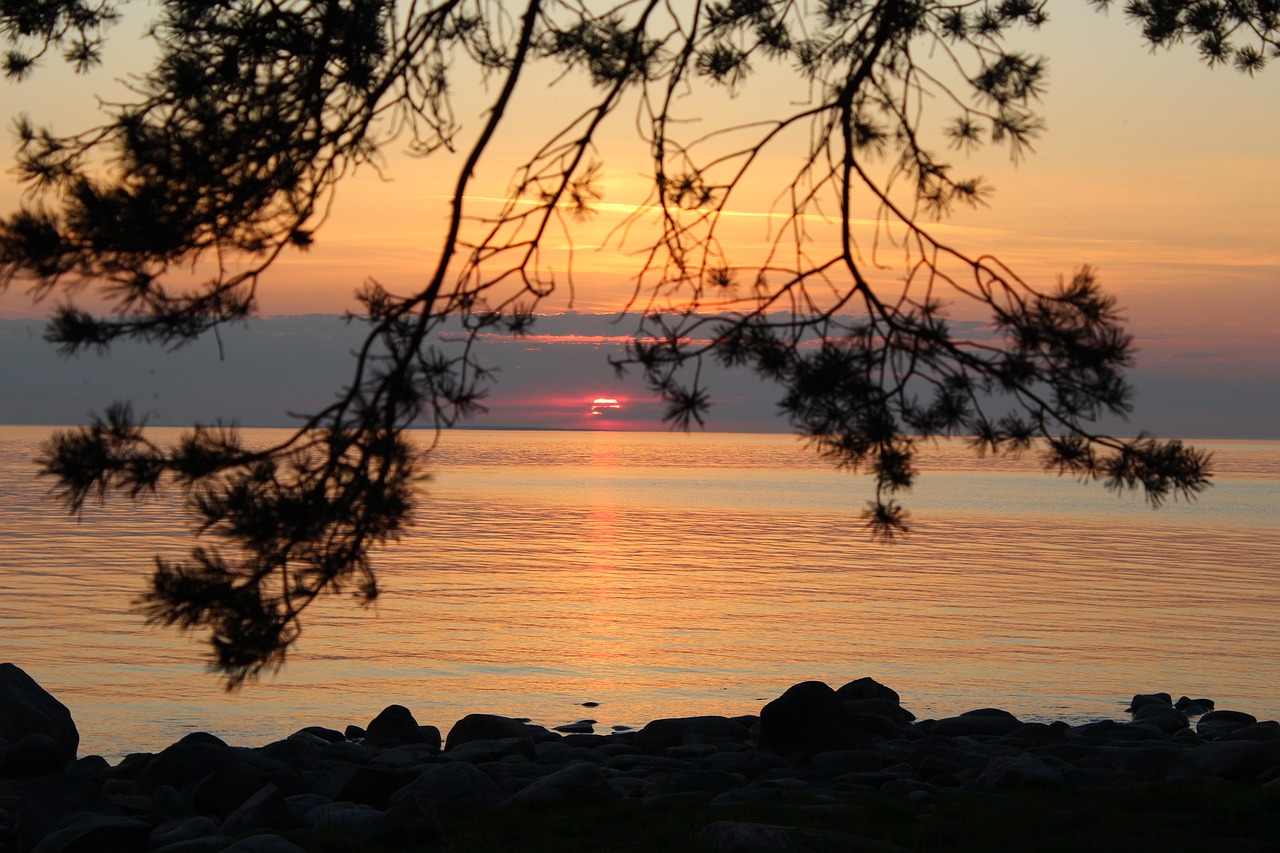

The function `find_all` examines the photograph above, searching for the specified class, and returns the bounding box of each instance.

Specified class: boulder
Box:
[136,740,302,802]
[973,755,1064,791]
[1221,722,1280,743]
[376,793,442,848]
[1126,693,1173,713]
[930,710,1022,738]
[1072,719,1171,743]
[220,783,300,836]
[553,720,596,734]
[222,835,306,853]
[294,725,345,743]
[1197,710,1256,740]
[29,814,151,853]
[364,705,433,748]
[0,664,79,765]
[150,816,222,850]
[389,761,502,809]
[836,677,901,705]
[304,802,385,843]
[1175,696,1215,714]
[5,733,71,777]
[445,714,534,749]
[507,762,619,807]
[16,771,121,851]
[760,682,869,755]
[843,698,915,723]
[646,769,749,799]
[996,722,1068,748]
[442,737,537,765]
[369,742,443,769]
[634,716,751,749]
[1112,745,1186,781]
[1200,709,1258,726]
[312,763,415,809]
[1168,740,1280,784]
[1132,703,1189,734]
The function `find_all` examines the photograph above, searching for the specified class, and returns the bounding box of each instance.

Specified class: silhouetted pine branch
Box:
[3,0,1242,685]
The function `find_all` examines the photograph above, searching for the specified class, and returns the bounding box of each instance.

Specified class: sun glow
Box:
[589,397,622,416]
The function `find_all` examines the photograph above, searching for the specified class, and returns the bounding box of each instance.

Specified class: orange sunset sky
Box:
[1,3,1277,435]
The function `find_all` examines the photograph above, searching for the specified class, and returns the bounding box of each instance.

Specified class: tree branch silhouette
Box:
[3,0,1252,686]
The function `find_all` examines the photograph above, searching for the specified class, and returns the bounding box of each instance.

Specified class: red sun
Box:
[588,397,622,416]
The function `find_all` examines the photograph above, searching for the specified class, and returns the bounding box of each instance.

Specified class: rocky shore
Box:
[3,662,1280,852]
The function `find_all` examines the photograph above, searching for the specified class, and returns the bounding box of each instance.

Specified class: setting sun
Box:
[589,398,622,416]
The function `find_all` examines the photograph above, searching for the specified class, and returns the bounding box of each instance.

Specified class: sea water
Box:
[1,426,1277,760]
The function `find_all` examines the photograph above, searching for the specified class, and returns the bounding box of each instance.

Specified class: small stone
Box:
[1175,696,1216,713]
[553,720,596,734]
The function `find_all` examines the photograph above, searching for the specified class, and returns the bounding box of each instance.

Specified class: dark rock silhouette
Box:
[760,681,870,754]
[0,663,79,768]
[5,669,1280,851]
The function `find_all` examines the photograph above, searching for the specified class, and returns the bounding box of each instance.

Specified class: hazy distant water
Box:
[2,425,1278,761]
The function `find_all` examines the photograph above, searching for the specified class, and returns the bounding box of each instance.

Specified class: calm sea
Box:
[2,425,1278,760]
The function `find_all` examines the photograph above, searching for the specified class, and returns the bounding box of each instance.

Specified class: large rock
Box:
[389,761,502,809]
[445,714,535,749]
[1126,693,1173,713]
[150,816,222,850]
[136,740,303,818]
[221,783,300,836]
[507,762,619,807]
[930,709,1022,738]
[0,663,79,765]
[634,716,751,749]
[1196,709,1258,739]
[760,681,869,755]
[972,755,1064,790]
[16,771,121,851]
[5,733,71,777]
[364,704,439,749]
[835,677,901,705]
[304,802,385,843]
[222,836,306,853]
[1168,740,1280,784]
[30,814,151,853]
[312,763,415,809]
[1132,703,1189,734]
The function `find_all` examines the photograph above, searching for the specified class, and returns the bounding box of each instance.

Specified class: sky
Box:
[1,3,1277,437]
